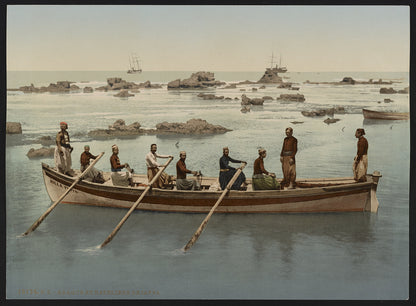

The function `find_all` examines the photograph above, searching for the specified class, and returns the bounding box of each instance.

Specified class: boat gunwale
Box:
[41,163,374,199]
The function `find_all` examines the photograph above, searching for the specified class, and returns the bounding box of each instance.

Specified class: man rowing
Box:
[145,144,173,189]
[219,147,247,190]
[176,151,201,190]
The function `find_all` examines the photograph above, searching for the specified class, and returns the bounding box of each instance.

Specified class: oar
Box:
[183,162,247,252]
[23,152,105,236]
[100,156,174,248]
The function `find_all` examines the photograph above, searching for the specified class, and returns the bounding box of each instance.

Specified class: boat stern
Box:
[365,171,382,212]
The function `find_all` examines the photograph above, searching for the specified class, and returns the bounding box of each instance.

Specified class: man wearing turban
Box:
[252,148,280,190]
[54,121,74,176]
[175,151,200,190]
[280,127,297,189]
[353,128,368,182]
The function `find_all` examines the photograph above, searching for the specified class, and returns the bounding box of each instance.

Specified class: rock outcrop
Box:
[88,120,142,137]
[155,118,231,135]
[96,78,162,92]
[6,122,22,134]
[301,107,345,117]
[83,87,94,93]
[88,118,230,138]
[241,94,264,106]
[276,94,305,102]
[27,147,55,159]
[167,71,225,89]
[257,67,283,83]
[380,87,409,94]
[10,81,80,93]
[323,118,341,124]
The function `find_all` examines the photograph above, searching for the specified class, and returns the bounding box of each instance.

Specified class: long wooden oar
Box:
[23,152,105,236]
[183,162,247,252]
[100,156,174,248]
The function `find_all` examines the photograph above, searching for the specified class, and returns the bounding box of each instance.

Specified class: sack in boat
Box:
[252,174,280,190]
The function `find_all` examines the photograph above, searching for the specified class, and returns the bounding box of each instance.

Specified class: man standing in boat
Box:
[80,145,105,183]
[353,128,368,182]
[54,121,74,176]
[176,151,200,190]
[110,145,133,187]
[219,147,247,190]
[145,144,173,189]
[280,127,297,189]
[252,148,280,190]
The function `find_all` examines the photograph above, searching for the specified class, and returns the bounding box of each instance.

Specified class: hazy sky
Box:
[7,5,410,72]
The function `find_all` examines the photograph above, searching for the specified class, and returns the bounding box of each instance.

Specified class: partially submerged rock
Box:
[83,87,94,93]
[27,147,55,159]
[6,122,22,134]
[88,118,231,138]
[167,71,225,89]
[276,94,305,102]
[324,118,341,124]
[258,67,283,83]
[380,87,409,94]
[241,94,264,106]
[155,119,231,135]
[88,120,143,137]
[96,78,161,92]
[10,81,80,93]
[304,77,395,86]
[241,106,251,113]
[380,87,397,94]
[114,90,134,98]
[301,106,345,117]
[197,93,224,100]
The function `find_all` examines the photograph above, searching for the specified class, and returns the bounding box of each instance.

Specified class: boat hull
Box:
[362,109,409,120]
[42,164,381,213]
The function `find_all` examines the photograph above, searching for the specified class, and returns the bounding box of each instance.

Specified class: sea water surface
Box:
[6,71,410,299]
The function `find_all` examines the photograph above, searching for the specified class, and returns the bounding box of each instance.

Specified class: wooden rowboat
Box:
[42,163,382,213]
[362,108,409,120]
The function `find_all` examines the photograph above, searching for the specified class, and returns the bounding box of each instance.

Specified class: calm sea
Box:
[6,70,410,299]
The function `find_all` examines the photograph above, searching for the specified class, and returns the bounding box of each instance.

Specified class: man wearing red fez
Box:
[353,128,368,182]
[54,121,74,176]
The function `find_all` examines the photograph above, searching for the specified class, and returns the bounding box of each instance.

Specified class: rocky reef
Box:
[168,71,226,89]
[96,78,162,91]
[304,77,397,86]
[155,119,231,135]
[8,81,80,93]
[88,118,231,138]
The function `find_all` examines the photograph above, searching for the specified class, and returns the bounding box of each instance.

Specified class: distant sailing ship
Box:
[270,52,287,73]
[127,54,142,74]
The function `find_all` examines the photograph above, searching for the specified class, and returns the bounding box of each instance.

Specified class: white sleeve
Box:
[145,152,160,167]
[155,153,169,159]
